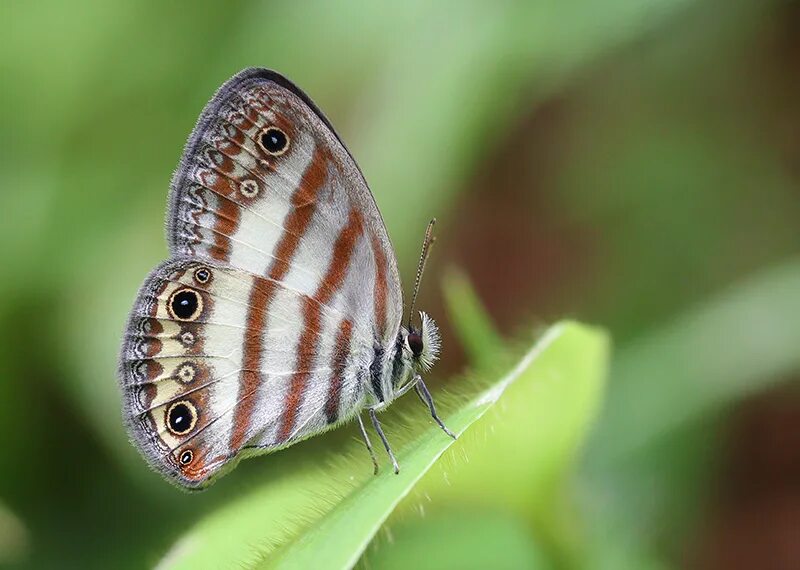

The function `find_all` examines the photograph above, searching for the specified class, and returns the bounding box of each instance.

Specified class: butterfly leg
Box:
[357,413,380,475]
[368,408,400,474]
[414,376,457,440]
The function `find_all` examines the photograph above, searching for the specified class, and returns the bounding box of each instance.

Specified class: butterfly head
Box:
[405,311,441,373]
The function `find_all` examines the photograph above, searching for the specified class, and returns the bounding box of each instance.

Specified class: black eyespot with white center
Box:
[166,400,197,436]
[167,288,203,321]
[193,267,211,284]
[259,127,289,155]
[179,449,194,465]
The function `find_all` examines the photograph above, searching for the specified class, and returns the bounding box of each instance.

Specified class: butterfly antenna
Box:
[407,218,437,329]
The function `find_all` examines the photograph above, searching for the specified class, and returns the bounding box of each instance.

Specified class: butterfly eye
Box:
[167,288,203,321]
[179,449,194,465]
[166,400,198,436]
[259,127,289,155]
[407,332,423,358]
[193,267,211,284]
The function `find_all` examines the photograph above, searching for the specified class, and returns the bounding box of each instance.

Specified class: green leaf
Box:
[157,321,607,569]
[359,510,552,570]
[406,321,609,566]
[435,274,609,544]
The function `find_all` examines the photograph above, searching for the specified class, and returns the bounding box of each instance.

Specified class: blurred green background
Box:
[2,0,799,568]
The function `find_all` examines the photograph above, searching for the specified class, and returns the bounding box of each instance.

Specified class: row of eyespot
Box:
[167,125,291,323]
[168,400,198,468]
[162,267,212,468]
[166,266,213,321]
[152,123,292,472]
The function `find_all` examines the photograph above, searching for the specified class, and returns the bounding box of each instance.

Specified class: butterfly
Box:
[118,68,454,489]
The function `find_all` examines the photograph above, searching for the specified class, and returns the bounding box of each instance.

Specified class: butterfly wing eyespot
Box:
[193,267,211,284]
[176,362,197,383]
[239,179,260,198]
[258,126,289,156]
[166,400,198,436]
[167,288,203,321]
[179,449,194,465]
[178,329,196,347]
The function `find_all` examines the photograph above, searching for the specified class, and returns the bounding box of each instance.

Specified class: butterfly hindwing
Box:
[120,258,376,487]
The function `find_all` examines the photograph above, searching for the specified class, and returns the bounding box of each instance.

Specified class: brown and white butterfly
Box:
[118,68,453,489]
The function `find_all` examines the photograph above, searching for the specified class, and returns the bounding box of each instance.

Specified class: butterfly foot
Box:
[357,414,380,475]
[414,378,456,440]
[368,408,400,476]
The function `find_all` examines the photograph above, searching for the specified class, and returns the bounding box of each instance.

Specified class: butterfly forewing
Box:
[120,69,404,488]
[167,69,402,336]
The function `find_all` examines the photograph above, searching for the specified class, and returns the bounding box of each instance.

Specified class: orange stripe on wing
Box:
[278,295,320,441]
[196,154,240,263]
[209,196,240,262]
[325,319,353,424]
[277,208,364,442]
[228,146,328,454]
[229,276,276,453]
[371,234,388,340]
[269,146,328,279]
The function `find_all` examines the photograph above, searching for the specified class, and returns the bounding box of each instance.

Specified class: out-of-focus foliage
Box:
[2,0,799,568]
